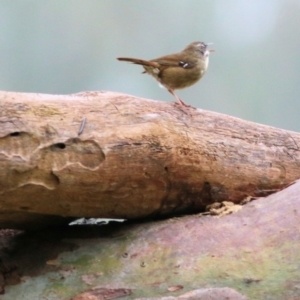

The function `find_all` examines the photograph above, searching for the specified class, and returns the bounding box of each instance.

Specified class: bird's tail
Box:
[117,57,159,68]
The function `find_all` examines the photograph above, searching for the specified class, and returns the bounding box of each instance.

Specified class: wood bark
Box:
[0,90,300,229]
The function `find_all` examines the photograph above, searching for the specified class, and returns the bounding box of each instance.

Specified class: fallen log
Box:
[0,90,300,229]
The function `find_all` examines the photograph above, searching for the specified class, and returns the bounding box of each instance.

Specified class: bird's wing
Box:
[153,55,196,69]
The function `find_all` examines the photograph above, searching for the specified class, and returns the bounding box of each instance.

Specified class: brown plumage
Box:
[117,42,214,106]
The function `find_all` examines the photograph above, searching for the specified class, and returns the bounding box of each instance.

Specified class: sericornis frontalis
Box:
[117,41,214,106]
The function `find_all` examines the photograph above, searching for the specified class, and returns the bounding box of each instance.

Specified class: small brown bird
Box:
[117,42,214,106]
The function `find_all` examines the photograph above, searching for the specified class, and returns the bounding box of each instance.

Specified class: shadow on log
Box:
[0,90,300,229]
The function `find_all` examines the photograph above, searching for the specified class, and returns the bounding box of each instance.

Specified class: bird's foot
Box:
[172,102,197,117]
[174,100,196,109]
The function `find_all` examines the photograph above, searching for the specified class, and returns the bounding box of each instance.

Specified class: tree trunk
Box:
[0,90,300,229]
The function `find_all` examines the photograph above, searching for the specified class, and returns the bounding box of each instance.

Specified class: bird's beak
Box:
[205,43,215,53]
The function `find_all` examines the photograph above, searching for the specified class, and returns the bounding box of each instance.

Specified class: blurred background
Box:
[0,0,299,131]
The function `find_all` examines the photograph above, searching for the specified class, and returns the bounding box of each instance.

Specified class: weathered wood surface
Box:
[0,90,300,228]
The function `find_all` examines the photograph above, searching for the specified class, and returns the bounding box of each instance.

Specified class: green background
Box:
[1,1,299,131]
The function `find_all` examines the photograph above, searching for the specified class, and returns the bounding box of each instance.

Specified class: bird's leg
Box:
[167,89,189,107]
